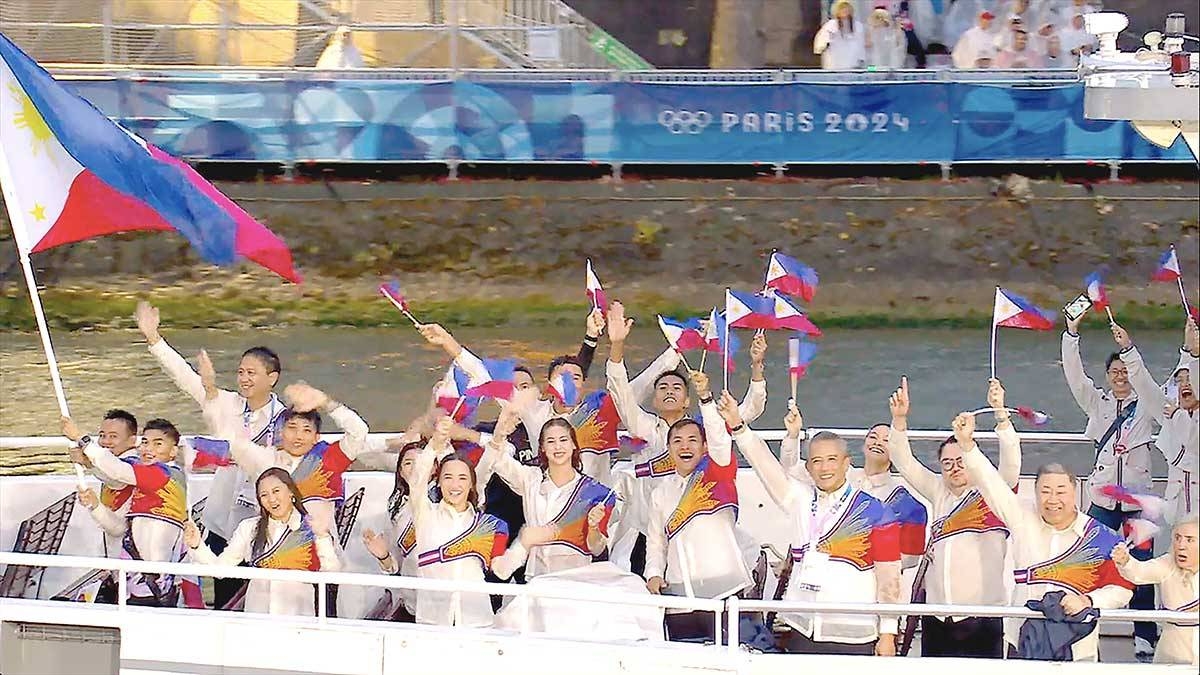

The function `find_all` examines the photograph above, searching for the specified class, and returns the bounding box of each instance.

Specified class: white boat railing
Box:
[0,428,1104,451]
[0,551,1193,653]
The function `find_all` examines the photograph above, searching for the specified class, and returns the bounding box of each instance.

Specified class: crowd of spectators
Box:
[816,0,1102,70]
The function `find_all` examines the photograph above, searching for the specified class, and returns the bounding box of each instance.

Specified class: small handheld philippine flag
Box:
[764,251,819,303]
[585,259,607,314]
[1014,406,1051,427]
[787,336,818,379]
[657,315,705,353]
[548,371,580,408]
[1084,271,1109,311]
[992,288,1056,331]
[379,281,409,312]
[1152,246,1182,282]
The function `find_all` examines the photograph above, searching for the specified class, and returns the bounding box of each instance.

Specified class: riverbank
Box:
[1,177,1196,331]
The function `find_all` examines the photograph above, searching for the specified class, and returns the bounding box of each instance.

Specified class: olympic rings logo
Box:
[657,109,712,135]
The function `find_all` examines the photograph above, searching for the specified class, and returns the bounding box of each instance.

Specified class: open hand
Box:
[362,528,390,560]
[134,301,161,344]
[197,349,218,401]
[284,382,330,413]
[606,301,633,343]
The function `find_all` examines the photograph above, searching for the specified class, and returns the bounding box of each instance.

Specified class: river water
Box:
[0,326,1186,476]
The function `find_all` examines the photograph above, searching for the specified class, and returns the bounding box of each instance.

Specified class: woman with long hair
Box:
[481,412,612,578]
[362,440,423,621]
[184,467,340,616]
[815,0,867,69]
[409,417,530,627]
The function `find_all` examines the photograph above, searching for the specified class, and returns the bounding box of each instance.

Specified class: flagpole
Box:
[722,310,730,393]
[382,293,421,327]
[698,349,707,373]
[989,317,998,381]
[0,144,86,484]
[1104,306,1116,324]
[1176,277,1190,316]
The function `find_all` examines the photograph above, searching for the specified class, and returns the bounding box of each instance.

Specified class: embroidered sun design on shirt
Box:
[9,82,52,154]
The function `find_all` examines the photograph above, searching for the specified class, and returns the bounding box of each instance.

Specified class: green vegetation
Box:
[0,287,1188,332]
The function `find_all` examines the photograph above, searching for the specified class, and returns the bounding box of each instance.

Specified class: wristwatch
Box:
[76,435,92,449]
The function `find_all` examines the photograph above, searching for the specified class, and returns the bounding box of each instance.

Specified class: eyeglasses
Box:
[940,458,964,471]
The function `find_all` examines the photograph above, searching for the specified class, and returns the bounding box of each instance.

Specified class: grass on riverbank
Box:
[0,286,1189,331]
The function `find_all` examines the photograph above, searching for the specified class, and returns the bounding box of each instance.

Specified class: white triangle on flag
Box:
[993,288,1022,325]
[725,290,751,325]
[766,254,785,284]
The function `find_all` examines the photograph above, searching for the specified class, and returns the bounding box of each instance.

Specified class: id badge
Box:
[795,550,829,592]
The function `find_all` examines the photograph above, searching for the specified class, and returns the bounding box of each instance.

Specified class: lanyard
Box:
[244,395,278,447]
[807,482,853,551]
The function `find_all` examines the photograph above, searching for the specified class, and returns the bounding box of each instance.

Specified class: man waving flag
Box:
[0,32,300,282]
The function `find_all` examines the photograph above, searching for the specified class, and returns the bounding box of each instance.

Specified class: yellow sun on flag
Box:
[8,82,53,154]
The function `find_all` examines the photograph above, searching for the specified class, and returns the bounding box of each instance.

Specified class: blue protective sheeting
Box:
[63,78,1194,164]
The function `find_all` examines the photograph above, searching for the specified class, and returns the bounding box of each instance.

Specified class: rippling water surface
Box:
[0,326,1185,476]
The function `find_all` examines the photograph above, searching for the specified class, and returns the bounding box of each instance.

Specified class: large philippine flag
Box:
[0,34,300,282]
[992,287,1056,331]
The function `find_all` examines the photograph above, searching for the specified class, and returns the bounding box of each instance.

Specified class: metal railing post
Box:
[116,569,127,608]
[101,0,114,64]
[725,595,740,654]
[449,0,460,76]
[317,579,327,624]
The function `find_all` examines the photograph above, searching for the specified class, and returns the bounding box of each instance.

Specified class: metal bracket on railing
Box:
[1107,160,1121,181]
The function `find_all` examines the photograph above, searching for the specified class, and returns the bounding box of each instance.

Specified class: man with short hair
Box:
[888,377,1021,658]
[995,29,1045,68]
[1062,313,1157,658]
[724,395,902,656]
[63,415,191,607]
[1112,516,1199,666]
[1115,320,1199,523]
[72,409,141,558]
[959,411,1134,661]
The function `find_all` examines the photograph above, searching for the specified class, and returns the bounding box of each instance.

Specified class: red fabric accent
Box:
[869,519,902,564]
[31,170,172,253]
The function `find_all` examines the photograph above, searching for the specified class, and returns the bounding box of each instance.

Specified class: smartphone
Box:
[1063,293,1091,322]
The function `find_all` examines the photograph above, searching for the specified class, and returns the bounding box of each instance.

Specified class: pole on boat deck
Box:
[0,141,86,485]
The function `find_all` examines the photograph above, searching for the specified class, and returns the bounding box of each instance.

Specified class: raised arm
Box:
[284,382,371,460]
[719,393,798,510]
[204,399,276,479]
[778,403,807,477]
[988,378,1023,488]
[958,412,1030,531]
[887,377,941,499]
[80,441,136,486]
[479,409,539,496]
[575,309,604,380]
[629,347,682,404]
[606,302,668,440]
[408,445,440,525]
[690,371,732,466]
[136,301,222,405]
[738,332,768,423]
[1061,328,1103,414]
[1113,545,1173,585]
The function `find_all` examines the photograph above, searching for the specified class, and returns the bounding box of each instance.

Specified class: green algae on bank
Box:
[0,286,1190,332]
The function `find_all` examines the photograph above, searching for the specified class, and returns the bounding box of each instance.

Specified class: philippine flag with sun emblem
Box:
[0,33,300,282]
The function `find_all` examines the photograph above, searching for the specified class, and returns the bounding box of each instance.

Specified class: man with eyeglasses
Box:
[1062,313,1157,660]
[885,376,1022,658]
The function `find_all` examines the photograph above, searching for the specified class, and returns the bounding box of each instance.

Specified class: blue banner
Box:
[64,78,1194,164]
[614,82,953,163]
